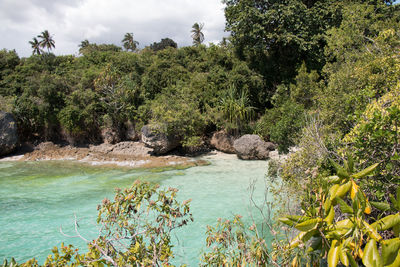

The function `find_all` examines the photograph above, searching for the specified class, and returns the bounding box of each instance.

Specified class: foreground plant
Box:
[8,180,193,267]
[280,159,400,267]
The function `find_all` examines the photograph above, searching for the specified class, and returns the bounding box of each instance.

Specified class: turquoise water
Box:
[0,154,272,265]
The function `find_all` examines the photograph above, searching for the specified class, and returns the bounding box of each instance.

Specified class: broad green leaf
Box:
[346,251,358,267]
[339,242,349,266]
[381,238,400,266]
[336,197,354,214]
[325,206,335,224]
[370,201,391,212]
[371,214,400,231]
[328,240,340,267]
[330,184,341,201]
[327,175,342,184]
[324,197,332,212]
[351,163,379,180]
[278,217,296,227]
[362,239,383,267]
[295,218,321,232]
[329,158,349,179]
[335,181,352,199]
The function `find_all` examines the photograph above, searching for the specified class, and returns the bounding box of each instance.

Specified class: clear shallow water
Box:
[0,155,272,265]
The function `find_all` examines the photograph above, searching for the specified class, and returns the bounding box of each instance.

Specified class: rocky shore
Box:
[0,141,210,169]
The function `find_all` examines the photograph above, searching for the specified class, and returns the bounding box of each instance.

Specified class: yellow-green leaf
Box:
[339,242,349,266]
[335,181,352,199]
[370,201,391,212]
[336,197,354,214]
[325,206,335,224]
[295,218,321,232]
[381,238,400,266]
[328,240,340,267]
[362,239,383,267]
[352,163,379,180]
[346,251,358,267]
[371,214,400,231]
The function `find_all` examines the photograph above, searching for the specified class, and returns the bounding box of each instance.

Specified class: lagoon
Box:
[0,153,272,265]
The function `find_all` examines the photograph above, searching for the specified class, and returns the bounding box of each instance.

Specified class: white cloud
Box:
[0,0,227,57]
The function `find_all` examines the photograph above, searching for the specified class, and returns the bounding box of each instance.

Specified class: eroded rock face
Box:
[210,130,236,154]
[0,111,18,156]
[101,128,121,144]
[233,134,274,160]
[141,125,180,155]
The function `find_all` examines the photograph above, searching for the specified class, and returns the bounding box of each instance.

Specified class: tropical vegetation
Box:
[1,0,400,266]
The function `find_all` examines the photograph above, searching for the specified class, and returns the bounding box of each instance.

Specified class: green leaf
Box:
[327,175,342,184]
[278,217,296,227]
[335,181,352,199]
[339,242,349,266]
[370,201,391,212]
[329,184,341,201]
[362,239,383,267]
[351,163,379,180]
[295,218,321,232]
[371,213,400,231]
[381,238,400,266]
[397,187,400,210]
[336,197,354,214]
[329,158,349,179]
[325,206,335,224]
[328,240,340,267]
[346,251,358,267]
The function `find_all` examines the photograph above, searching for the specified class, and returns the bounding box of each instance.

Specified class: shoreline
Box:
[0,141,210,169]
[0,141,285,169]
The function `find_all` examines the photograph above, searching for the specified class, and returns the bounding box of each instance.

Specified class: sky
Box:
[0,0,228,57]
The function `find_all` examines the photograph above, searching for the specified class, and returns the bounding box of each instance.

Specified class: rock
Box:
[233,134,272,160]
[210,130,236,154]
[101,128,120,144]
[110,141,152,157]
[36,141,59,150]
[125,121,139,141]
[0,111,18,156]
[141,125,180,155]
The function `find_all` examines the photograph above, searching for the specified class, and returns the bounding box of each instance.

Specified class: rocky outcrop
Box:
[0,111,18,156]
[125,121,139,141]
[141,125,180,155]
[101,128,120,144]
[210,130,236,154]
[233,134,275,160]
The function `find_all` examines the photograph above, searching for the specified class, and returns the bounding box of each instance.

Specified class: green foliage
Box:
[257,100,305,153]
[149,38,177,52]
[279,160,400,267]
[342,86,400,201]
[16,181,193,266]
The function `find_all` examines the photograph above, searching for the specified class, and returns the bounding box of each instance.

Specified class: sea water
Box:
[0,153,273,265]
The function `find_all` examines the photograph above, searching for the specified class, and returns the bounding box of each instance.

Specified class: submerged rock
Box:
[233,134,274,160]
[210,130,236,154]
[0,111,18,156]
[141,125,180,155]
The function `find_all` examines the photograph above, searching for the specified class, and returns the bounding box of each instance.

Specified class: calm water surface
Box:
[0,154,272,265]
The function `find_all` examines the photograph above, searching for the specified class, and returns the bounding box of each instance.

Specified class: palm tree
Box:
[122,33,139,52]
[38,30,55,52]
[191,23,204,46]
[78,39,90,54]
[29,37,42,55]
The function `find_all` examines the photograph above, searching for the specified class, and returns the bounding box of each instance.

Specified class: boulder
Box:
[0,111,18,156]
[141,125,180,155]
[233,134,273,160]
[210,130,236,154]
[125,121,139,141]
[101,128,120,144]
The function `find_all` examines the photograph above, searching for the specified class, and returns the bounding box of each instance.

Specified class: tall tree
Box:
[29,37,42,55]
[191,23,204,46]
[122,33,139,52]
[78,39,90,54]
[38,30,55,52]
